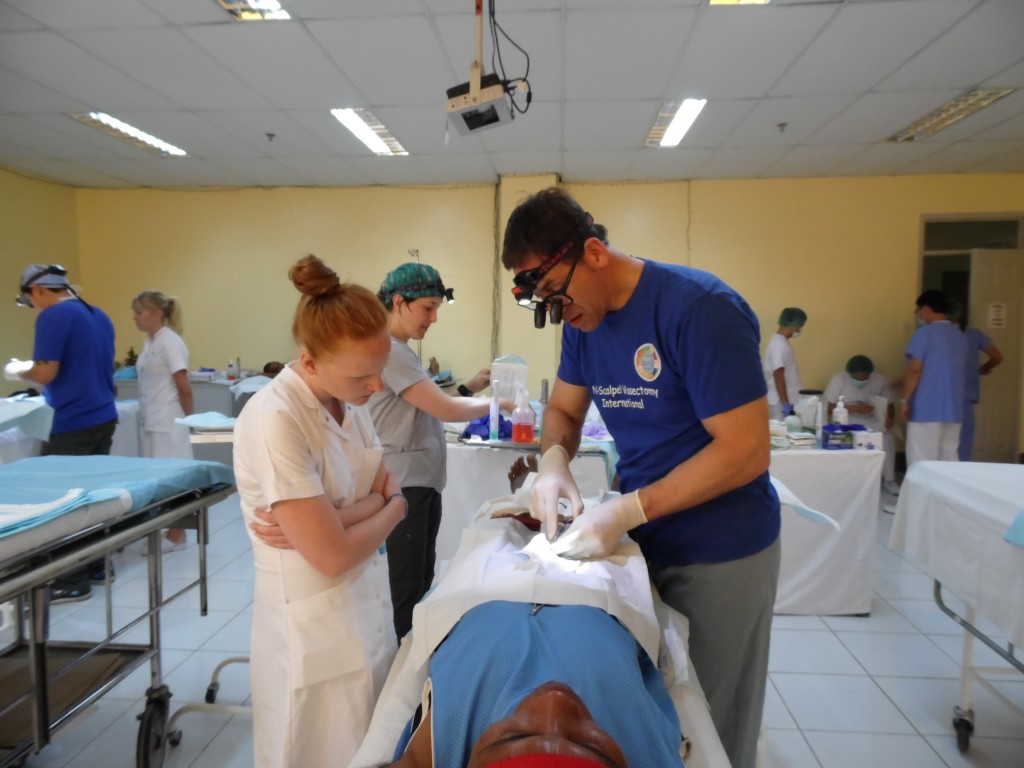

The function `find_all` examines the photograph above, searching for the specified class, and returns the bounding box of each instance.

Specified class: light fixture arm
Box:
[469,0,483,104]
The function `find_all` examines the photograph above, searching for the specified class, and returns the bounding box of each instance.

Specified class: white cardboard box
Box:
[853,430,884,450]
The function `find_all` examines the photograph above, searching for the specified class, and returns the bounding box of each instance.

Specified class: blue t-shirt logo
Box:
[634,343,662,382]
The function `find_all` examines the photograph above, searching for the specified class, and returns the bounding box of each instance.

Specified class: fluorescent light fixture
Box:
[709,0,770,5]
[331,108,408,156]
[645,99,707,148]
[889,87,1015,142]
[217,0,290,21]
[70,112,186,157]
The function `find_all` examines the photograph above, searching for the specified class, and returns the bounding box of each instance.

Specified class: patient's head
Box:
[468,682,627,768]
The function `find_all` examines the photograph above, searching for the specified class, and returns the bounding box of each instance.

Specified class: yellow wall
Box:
[4,166,1023,451]
[0,169,79,397]
[76,185,499,383]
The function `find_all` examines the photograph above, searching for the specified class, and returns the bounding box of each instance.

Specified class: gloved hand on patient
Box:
[4,358,32,382]
[529,445,584,540]
[550,490,648,560]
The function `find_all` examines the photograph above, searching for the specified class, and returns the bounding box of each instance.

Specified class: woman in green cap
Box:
[370,262,510,640]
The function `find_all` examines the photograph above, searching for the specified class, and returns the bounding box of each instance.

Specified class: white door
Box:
[968,249,1023,463]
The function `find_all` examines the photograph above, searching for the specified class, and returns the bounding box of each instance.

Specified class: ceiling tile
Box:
[901,140,1024,174]
[565,101,654,150]
[184,23,360,109]
[696,146,791,178]
[567,8,697,101]
[760,144,868,178]
[807,90,963,145]
[877,0,1024,92]
[4,0,165,30]
[724,95,855,147]
[0,66,89,113]
[629,147,710,180]
[668,6,834,100]
[562,149,636,181]
[830,141,946,176]
[772,0,973,97]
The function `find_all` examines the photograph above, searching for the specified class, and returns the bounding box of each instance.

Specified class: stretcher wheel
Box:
[168,729,183,748]
[136,698,169,768]
[953,716,973,753]
[205,681,219,704]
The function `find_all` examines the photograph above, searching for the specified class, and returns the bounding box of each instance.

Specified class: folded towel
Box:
[175,411,236,431]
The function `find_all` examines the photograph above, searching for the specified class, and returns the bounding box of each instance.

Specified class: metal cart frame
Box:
[0,483,235,768]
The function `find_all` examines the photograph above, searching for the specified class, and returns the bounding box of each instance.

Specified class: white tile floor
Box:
[14,491,1024,768]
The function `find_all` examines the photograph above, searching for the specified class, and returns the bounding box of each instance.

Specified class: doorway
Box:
[921,217,1024,463]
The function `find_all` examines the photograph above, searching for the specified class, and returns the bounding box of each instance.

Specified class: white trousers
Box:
[141,426,193,459]
[906,422,961,467]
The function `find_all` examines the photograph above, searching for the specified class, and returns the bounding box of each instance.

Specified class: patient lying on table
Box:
[350,492,692,768]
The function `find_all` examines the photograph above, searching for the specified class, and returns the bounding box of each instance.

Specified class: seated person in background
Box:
[824,355,899,495]
[262,360,284,378]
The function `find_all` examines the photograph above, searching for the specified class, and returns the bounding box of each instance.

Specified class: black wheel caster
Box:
[205,681,219,704]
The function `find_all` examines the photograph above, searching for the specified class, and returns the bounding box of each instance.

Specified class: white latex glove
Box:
[4,358,32,382]
[530,445,584,541]
[551,491,648,560]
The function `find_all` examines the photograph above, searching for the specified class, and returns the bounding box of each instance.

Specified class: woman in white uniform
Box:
[132,290,193,549]
[763,306,807,421]
[233,255,407,768]
[369,262,500,641]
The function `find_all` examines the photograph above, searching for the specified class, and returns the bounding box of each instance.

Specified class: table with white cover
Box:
[436,440,612,564]
[0,398,139,462]
[770,448,885,615]
[888,461,1024,749]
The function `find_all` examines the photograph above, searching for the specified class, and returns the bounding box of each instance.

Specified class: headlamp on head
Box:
[16,264,68,307]
[392,282,454,305]
[511,214,593,329]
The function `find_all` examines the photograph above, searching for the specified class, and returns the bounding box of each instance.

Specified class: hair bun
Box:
[289,254,341,298]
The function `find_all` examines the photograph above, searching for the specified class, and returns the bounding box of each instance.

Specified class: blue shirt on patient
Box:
[397,601,684,767]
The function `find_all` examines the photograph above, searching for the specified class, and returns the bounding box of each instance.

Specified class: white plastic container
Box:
[833,395,849,425]
[784,412,803,433]
[226,359,237,381]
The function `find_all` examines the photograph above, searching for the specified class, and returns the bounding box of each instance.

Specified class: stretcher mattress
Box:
[888,461,1024,647]
[0,455,234,565]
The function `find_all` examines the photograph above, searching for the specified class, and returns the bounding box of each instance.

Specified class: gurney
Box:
[888,461,1024,752]
[350,489,732,768]
[0,455,235,768]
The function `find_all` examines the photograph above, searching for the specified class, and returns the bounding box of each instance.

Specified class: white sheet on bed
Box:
[888,461,1024,647]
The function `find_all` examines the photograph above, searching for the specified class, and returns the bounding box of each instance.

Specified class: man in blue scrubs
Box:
[901,290,968,466]
[6,264,118,602]
[500,188,780,768]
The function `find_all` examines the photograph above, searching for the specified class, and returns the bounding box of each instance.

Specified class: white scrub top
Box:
[233,364,396,768]
[823,370,891,431]
[136,326,189,432]
[764,332,801,406]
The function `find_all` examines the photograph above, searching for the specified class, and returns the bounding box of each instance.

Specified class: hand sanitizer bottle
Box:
[833,395,849,425]
[226,359,237,381]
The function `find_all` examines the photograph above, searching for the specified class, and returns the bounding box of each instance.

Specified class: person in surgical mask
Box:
[824,355,900,495]
[763,307,807,421]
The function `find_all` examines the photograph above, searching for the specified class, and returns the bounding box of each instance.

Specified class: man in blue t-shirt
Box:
[500,188,780,768]
[901,290,968,466]
[5,263,118,603]
[946,300,1003,461]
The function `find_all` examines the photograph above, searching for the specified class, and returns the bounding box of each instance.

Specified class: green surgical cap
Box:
[846,355,874,375]
[379,262,447,302]
[778,307,807,328]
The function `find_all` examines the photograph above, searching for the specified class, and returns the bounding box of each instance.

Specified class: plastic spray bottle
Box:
[511,385,536,444]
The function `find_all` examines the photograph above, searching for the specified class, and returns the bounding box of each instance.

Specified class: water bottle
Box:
[511,386,536,444]
[226,359,237,381]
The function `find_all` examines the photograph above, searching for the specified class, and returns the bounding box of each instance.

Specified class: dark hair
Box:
[845,355,874,375]
[778,307,807,327]
[288,255,387,358]
[915,289,949,315]
[501,188,608,270]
